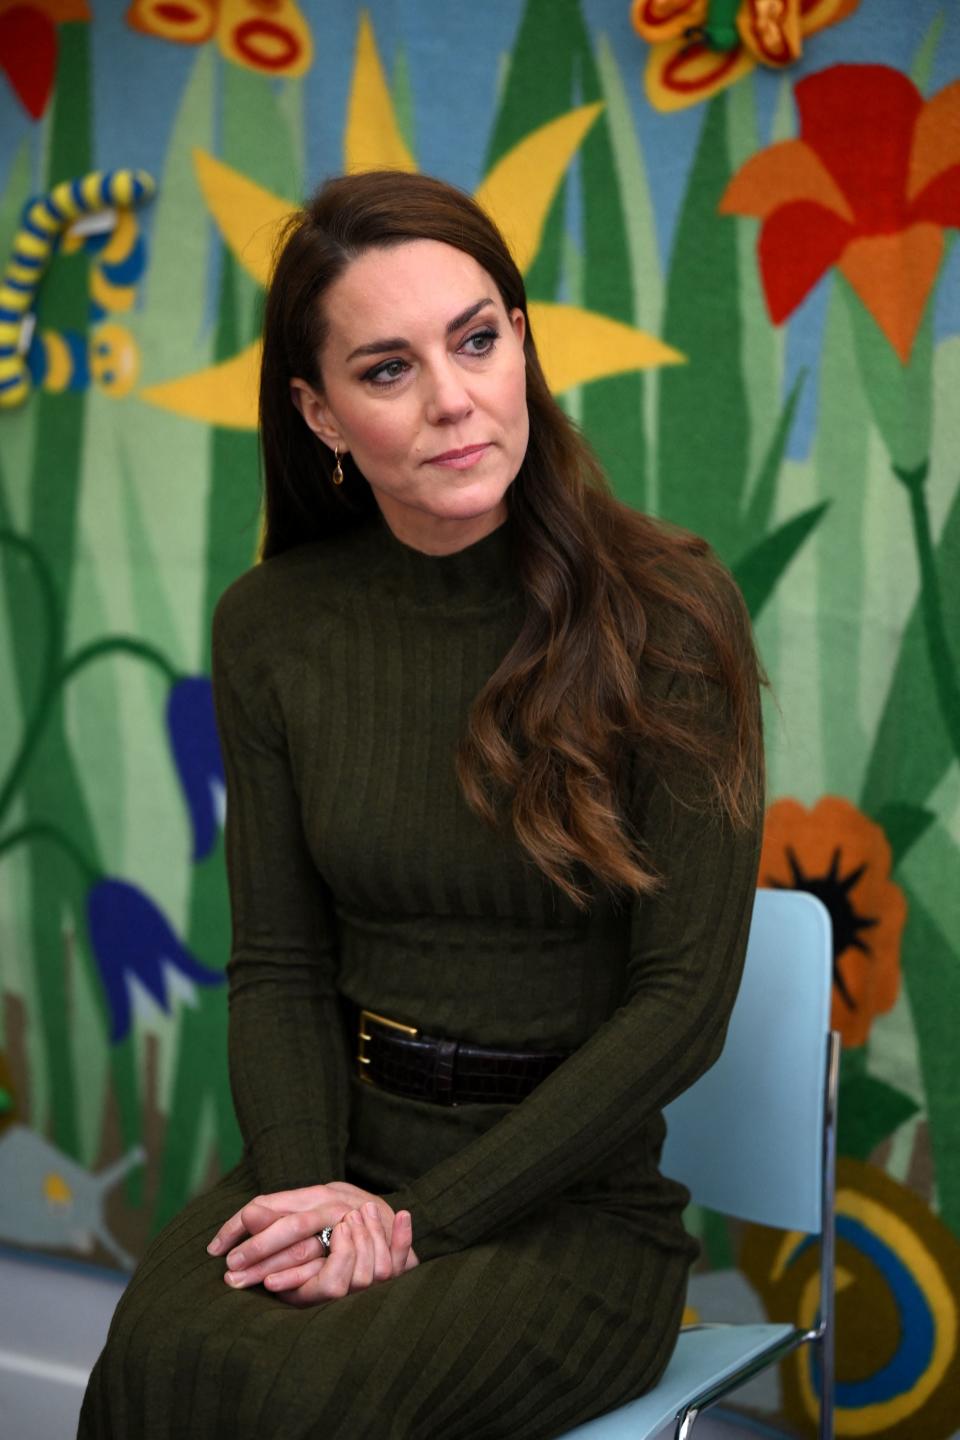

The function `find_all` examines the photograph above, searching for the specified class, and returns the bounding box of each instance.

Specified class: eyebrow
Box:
[345,297,497,362]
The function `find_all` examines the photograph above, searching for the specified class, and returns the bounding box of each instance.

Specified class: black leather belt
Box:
[345,1001,569,1106]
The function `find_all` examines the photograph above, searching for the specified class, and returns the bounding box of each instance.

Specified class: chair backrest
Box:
[660,888,832,1235]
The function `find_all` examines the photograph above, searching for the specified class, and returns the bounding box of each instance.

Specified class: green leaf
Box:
[875,803,937,869]
[134,46,216,381]
[484,0,578,168]
[0,140,31,270]
[741,369,806,541]
[657,92,749,563]
[844,277,932,474]
[574,16,647,511]
[732,501,830,619]
[813,280,871,796]
[222,66,301,340]
[911,9,947,92]
[152,243,255,1229]
[482,0,648,508]
[595,34,662,494]
[837,1072,920,1161]
[392,45,416,156]
[860,466,960,817]
[2,24,141,1183]
[897,887,960,1233]
[727,77,782,484]
[482,0,575,314]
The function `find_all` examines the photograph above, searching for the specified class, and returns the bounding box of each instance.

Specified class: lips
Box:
[424,443,490,464]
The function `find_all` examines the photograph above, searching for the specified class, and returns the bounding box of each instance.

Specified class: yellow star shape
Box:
[141,11,683,428]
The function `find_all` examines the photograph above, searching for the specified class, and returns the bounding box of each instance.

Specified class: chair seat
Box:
[559,1323,799,1438]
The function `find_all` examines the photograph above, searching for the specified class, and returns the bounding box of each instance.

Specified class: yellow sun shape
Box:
[140,10,684,429]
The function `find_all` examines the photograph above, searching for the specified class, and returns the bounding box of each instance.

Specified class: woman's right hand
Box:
[223,1202,419,1306]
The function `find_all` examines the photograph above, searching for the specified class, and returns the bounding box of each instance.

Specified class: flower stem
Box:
[0,636,180,827]
[0,524,64,705]
[60,635,180,687]
[0,821,98,886]
[894,461,960,760]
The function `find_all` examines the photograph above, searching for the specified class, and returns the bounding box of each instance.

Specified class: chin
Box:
[436,477,512,514]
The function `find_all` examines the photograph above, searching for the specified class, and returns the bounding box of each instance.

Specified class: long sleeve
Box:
[211,596,351,1193]
[384,674,763,1261]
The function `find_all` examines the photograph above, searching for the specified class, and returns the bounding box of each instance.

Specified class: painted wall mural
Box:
[0,3,958,1435]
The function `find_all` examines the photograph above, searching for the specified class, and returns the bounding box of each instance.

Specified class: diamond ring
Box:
[316,1225,334,1256]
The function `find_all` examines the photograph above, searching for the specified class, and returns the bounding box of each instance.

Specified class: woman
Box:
[80,170,764,1439]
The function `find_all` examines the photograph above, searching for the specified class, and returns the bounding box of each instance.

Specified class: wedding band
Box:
[317,1225,334,1255]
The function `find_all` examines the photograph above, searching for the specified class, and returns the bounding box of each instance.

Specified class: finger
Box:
[346,1209,375,1292]
[206,1207,253,1257]
[207,1195,292,1257]
[261,1255,326,1294]
[225,1208,337,1273]
[389,1210,413,1277]
[285,1218,357,1306]
[362,1202,394,1284]
[225,1232,329,1290]
[404,1244,420,1271]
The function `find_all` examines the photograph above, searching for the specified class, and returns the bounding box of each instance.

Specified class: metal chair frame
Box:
[669,1026,840,1440]
[560,890,840,1440]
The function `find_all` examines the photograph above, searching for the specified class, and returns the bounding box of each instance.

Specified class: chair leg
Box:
[819,1327,834,1440]
[675,1406,699,1440]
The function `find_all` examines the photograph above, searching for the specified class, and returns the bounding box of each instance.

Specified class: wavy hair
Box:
[259,170,764,909]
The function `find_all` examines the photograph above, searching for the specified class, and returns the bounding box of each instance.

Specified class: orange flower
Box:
[759,796,906,1047]
[0,0,90,119]
[631,0,859,113]
[721,63,960,362]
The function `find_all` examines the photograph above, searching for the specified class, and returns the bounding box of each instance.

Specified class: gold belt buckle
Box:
[357,1008,419,1084]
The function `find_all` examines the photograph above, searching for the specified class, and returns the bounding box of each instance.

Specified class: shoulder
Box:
[212,524,384,660]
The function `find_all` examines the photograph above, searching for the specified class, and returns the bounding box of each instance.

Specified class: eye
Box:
[460,327,500,357]
[363,357,409,387]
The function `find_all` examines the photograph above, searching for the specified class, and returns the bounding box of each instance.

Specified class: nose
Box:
[423,355,474,426]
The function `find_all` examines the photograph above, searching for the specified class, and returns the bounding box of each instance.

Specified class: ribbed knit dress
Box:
[79,508,762,1440]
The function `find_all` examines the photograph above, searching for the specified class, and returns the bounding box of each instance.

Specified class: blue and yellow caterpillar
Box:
[0,169,156,408]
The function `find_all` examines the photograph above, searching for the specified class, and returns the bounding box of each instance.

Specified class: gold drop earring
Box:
[332,444,344,486]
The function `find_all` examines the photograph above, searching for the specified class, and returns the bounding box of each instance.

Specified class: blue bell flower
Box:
[87,878,223,1043]
[166,676,225,861]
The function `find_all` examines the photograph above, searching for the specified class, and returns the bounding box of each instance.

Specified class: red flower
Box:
[0,1,91,120]
[721,65,960,361]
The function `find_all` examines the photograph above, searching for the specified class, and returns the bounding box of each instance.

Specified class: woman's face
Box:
[290,239,529,554]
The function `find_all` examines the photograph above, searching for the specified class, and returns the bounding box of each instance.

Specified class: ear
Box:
[509,307,526,349]
[290,378,344,450]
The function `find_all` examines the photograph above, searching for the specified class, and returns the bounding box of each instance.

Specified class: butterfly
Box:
[126,0,313,77]
[631,0,860,111]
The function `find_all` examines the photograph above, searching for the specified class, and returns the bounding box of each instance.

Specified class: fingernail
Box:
[206,1240,221,1255]
[398,1211,410,1226]
[348,1210,362,1225]
[227,1251,245,1269]
[364,1202,378,1218]
[225,1271,246,1287]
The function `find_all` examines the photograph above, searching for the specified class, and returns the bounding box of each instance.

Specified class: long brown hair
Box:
[259,170,764,909]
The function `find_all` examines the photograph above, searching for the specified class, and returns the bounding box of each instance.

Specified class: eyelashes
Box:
[362,327,501,389]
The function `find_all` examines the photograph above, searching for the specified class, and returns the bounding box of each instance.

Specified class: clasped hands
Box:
[206,1181,419,1307]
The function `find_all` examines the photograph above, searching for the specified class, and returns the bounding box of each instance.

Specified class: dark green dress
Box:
[79,511,762,1440]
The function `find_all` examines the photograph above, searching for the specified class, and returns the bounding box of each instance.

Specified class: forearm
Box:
[228,952,351,1192]
[385,804,761,1262]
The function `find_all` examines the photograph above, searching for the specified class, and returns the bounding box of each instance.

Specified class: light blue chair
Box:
[561,888,839,1440]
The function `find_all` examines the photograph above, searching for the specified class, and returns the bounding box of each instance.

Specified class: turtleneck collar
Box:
[365,509,520,611]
